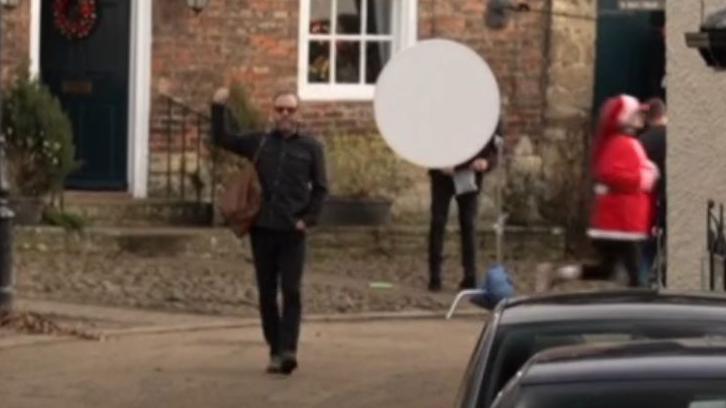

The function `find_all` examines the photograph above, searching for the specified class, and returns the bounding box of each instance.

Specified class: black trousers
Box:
[641,226,667,287]
[428,172,480,281]
[582,239,642,287]
[250,228,306,356]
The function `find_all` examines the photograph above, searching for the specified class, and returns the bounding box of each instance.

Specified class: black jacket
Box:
[211,104,328,231]
[639,124,666,227]
[428,121,503,181]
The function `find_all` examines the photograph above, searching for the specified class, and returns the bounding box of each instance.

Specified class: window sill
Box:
[298,84,376,102]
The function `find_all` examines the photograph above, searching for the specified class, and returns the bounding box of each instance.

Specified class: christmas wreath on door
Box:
[54,0,98,40]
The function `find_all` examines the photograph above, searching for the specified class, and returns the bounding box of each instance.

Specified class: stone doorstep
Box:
[13,225,567,260]
[62,199,212,227]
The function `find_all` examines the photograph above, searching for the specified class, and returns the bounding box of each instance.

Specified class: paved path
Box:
[0,318,483,407]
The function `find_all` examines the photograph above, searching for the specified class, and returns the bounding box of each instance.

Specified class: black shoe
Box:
[459,276,477,290]
[280,352,298,375]
[428,278,442,292]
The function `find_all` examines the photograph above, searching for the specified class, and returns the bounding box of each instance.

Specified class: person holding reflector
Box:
[426,125,501,291]
[374,39,503,292]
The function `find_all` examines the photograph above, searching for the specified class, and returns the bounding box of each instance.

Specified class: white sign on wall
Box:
[618,0,665,11]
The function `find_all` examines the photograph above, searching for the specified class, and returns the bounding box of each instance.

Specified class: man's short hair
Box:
[272,91,299,104]
[644,97,666,123]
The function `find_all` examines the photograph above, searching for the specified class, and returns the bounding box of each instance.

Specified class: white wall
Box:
[667,0,726,289]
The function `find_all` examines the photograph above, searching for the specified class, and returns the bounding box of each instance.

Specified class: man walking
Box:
[427,123,502,292]
[211,88,328,375]
[639,97,667,286]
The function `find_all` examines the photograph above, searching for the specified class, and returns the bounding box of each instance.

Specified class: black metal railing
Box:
[706,200,726,291]
[155,94,217,219]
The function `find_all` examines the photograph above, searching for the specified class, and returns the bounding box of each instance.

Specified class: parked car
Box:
[456,289,726,408]
[490,339,726,408]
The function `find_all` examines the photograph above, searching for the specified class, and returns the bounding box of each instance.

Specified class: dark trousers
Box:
[428,172,479,281]
[641,226,667,287]
[582,239,642,287]
[250,228,306,356]
[640,237,658,286]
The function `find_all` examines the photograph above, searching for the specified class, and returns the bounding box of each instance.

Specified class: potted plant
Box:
[320,133,412,226]
[2,71,79,224]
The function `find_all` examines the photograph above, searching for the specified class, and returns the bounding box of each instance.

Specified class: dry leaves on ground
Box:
[0,311,103,341]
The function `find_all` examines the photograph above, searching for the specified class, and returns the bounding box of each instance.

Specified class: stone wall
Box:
[151,0,551,138]
[537,0,596,235]
[667,0,726,290]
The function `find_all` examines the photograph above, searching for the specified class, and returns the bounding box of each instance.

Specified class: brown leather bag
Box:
[218,138,266,237]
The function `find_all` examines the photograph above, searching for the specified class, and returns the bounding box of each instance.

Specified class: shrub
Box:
[325,134,414,201]
[2,71,79,198]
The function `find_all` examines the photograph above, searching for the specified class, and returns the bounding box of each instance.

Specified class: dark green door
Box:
[593,0,665,113]
[41,0,130,190]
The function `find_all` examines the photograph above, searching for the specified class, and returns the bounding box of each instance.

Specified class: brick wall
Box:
[1,2,31,84]
[150,0,548,142]
[148,0,555,220]
[419,0,549,150]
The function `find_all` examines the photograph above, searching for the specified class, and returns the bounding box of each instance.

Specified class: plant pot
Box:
[318,196,392,226]
[9,196,45,225]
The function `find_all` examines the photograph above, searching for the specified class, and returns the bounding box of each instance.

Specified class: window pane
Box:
[367,0,393,35]
[517,382,726,408]
[310,0,332,34]
[365,41,392,84]
[336,0,362,34]
[308,41,331,83]
[336,41,361,83]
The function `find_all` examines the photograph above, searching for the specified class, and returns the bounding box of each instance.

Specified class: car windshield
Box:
[478,320,726,407]
[510,380,726,408]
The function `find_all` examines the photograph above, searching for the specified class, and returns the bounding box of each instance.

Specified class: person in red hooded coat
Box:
[537,94,658,290]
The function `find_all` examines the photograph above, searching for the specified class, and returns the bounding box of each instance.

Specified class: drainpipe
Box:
[539,0,554,129]
[0,4,15,313]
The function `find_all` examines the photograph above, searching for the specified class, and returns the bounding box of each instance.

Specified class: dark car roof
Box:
[498,289,726,325]
[522,339,726,385]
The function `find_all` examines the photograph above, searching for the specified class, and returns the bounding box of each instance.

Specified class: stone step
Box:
[61,196,212,227]
[14,225,566,262]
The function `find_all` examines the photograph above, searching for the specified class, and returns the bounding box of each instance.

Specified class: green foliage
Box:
[42,209,88,232]
[228,84,263,131]
[209,84,262,202]
[326,134,414,200]
[2,71,80,197]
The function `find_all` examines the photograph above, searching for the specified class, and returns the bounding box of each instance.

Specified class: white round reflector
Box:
[374,39,501,169]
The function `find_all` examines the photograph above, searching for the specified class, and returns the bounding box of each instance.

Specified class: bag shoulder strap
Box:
[252,134,268,166]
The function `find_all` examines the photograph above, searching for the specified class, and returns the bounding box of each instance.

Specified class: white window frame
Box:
[297,0,418,101]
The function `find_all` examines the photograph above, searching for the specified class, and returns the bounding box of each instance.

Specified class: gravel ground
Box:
[15,244,614,317]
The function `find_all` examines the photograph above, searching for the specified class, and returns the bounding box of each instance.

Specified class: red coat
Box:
[588,96,658,241]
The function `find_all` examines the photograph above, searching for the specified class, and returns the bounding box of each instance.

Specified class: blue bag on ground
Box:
[471,264,515,310]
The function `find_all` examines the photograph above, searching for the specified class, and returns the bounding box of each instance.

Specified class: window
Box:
[510,382,726,408]
[298,0,418,101]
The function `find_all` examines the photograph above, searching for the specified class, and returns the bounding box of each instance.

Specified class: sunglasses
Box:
[275,106,297,115]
